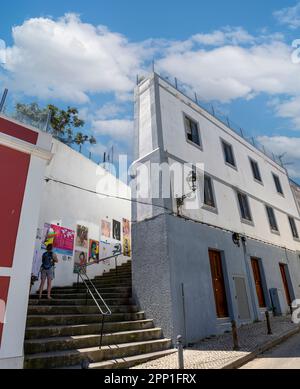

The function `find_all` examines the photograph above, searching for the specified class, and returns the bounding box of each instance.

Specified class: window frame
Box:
[236,190,254,225]
[183,113,203,150]
[249,157,263,184]
[221,138,237,169]
[265,205,280,234]
[203,174,218,213]
[288,216,299,240]
[272,173,284,196]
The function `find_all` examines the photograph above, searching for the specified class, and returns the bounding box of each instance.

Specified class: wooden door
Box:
[251,258,266,308]
[209,250,229,318]
[279,264,292,306]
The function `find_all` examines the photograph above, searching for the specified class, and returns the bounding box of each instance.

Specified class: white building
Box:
[132,73,300,345]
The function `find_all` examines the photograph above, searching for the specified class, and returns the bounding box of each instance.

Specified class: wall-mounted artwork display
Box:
[76,225,88,248]
[123,237,131,257]
[73,250,87,274]
[101,220,111,238]
[122,219,131,257]
[51,225,75,256]
[41,223,56,250]
[89,240,99,262]
[112,220,121,241]
[122,218,130,237]
[100,240,122,260]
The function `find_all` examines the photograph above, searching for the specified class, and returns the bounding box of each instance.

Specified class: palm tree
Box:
[74,132,88,153]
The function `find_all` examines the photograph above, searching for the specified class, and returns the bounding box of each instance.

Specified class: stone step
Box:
[24,339,172,369]
[25,328,163,354]
[25,319,154,339]
[28,298,133,306]
[89,349,177,369]
[72,281,132,288]
[31,292,131,299]
[27,305,138,315]
[51,286,131,294]
[27,312,146,327]
[97,272,132,279]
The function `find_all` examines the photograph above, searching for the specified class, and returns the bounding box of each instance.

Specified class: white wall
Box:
[0,120,52,369]
[31,139,131,292]
[155,77,300,252]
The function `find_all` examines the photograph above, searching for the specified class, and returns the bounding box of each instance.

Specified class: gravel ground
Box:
[131,316,299,369]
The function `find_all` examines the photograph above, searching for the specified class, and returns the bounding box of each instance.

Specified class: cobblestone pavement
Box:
[131,316,300,369]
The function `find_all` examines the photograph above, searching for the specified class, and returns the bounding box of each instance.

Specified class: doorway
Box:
[251,258,266,308]
[279,264,292,306]
[209,250,229,318]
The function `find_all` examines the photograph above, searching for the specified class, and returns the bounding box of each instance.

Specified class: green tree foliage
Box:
[14,103,96,152]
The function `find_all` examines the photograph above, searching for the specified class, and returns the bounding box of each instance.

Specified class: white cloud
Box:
[92,119,133,140]
[192,27,255,47]
[258,135,300,178]
[274,2,300,29]
[1,14,143,102]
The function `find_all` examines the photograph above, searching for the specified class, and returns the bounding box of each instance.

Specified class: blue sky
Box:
[1,0,300,180]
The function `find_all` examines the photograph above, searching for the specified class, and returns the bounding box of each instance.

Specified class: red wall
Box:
[0,145,30,268]
[0,117,38,145]
[0,277,10,347]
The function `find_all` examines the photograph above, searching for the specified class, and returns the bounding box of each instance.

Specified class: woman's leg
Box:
[47,277,52,299]
[39,274,46,299]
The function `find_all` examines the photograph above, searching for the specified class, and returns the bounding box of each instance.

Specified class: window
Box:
[204,175,216,209]
[222,140,236,168]
[250,158,262,183]
[184,115,201,147]
[237,192,252,222]
[266,206,279,232]
[288,216,299,239]
[273,174,284,195]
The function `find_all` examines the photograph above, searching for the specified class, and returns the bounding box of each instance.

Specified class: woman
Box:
[39,244,58,300]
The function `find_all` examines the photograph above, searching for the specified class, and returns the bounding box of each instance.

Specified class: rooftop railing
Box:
[145,72,285,169]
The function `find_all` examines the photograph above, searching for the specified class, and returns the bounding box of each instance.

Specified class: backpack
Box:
[42,251,54,270]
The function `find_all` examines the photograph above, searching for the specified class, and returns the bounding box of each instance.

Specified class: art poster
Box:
[123,237,131,257]
[51,225,75,256]
[101,220,111,238]
[99,240,122,261]
[41,223,56,250]
[73,250,88,274]
[122,219,131,257]
[89,240,99,263]
[112,220,121,241]
[76,225,89,248]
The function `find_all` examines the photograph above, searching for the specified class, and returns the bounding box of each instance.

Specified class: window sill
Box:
[241,218,254,227]
[254,178,264,186]
[270,229,280,236]
[225,162,238,171]
[186,139,203,151]
[202,205,218,214]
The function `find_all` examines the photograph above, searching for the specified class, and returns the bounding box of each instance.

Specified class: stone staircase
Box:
[24,261,174,369]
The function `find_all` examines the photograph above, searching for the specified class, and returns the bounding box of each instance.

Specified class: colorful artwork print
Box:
[101,220,111,238]
[41,223,56,250]
[122,219,130,237]
[122,219,131,257]
[76,225,88,248]
[73,250,87,274]
[89,240,99,262]
[51,225,75,256]
[113,220,121,241]
[123,237,131,257]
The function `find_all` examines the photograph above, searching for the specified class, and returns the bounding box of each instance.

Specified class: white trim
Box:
[0,131,53,161]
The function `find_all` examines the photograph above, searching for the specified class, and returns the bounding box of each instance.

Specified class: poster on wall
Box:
[112,220,121,241]
[51,225,75,256]
[101,220,111,238]
[89,240,99,263]
[41,223,56,250]
[99,240,122,261]
[122,219,131,257]
[76,225,89,248]
[73,250,88,273]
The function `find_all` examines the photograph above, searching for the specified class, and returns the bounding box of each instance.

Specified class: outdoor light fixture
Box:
[232,232,241,247]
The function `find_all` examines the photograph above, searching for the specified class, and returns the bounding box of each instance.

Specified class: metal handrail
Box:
[75,250,123,350]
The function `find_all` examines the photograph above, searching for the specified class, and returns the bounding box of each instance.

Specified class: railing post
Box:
[265,311,272,335]
[99,315,105,350]
[0,88,8,113]
[176,335,184,369]
[231,320,240,351]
